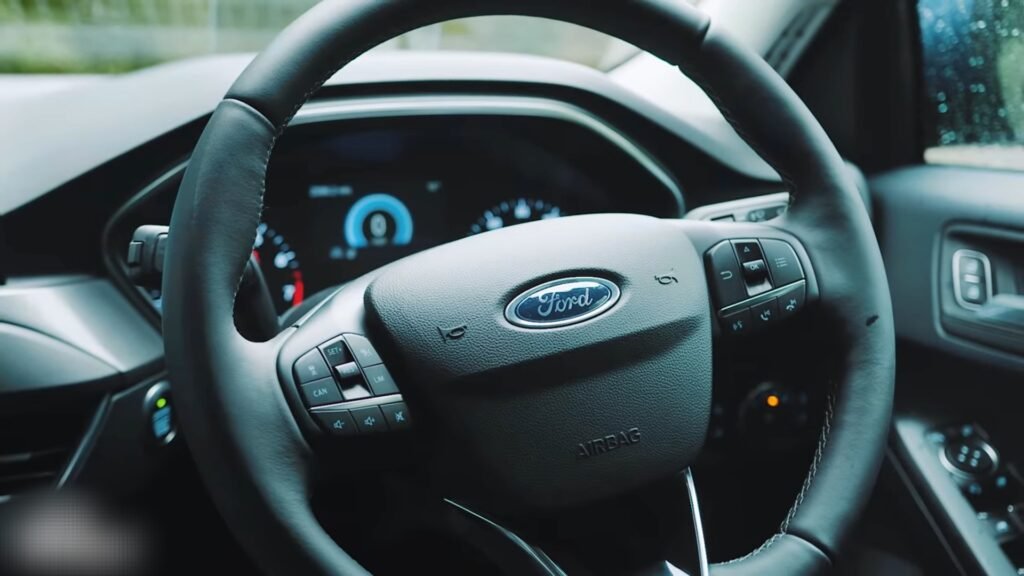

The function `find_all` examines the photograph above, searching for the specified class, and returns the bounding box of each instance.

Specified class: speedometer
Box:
[468,198,565,236]
[253,222,304,314]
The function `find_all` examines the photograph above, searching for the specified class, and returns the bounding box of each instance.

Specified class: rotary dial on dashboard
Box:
[468,198,566,236]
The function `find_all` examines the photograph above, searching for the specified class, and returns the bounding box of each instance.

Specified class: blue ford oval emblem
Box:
[505,277,621,328]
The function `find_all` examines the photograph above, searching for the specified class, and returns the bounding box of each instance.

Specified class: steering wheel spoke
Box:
[277,275,413,442]
[438,467,710,576]
[672,219,819,340]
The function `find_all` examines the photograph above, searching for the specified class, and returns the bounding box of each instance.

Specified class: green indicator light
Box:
[156,397,168,409]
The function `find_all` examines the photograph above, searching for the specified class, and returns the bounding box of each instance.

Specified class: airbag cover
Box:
[365,214,712,509]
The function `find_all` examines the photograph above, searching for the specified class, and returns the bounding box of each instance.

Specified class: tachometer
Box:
[253,222,304,314]
[468,198,565,236]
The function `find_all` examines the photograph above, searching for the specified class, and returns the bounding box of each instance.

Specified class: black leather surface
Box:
[711,535,832,576]
[685,24,895,566]
[163,1,895,575]
[163,100,369,576]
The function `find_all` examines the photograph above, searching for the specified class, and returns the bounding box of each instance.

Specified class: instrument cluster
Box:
[196,112,682,314]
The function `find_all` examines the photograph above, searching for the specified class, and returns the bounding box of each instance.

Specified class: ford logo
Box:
[505,277,621,328]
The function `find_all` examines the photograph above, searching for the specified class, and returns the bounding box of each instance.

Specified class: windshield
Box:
[0,3,644,74]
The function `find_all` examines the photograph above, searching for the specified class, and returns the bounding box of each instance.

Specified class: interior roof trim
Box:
[288,94,685,214]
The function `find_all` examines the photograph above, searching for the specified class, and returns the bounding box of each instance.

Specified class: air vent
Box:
[0,398,100,501]
[764,3,835,77]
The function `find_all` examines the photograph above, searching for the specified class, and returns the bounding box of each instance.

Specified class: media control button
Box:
[313,410,358,437]
[351,406,387,434]
[776,283,806,319]
[750,298,780,329]
[721,308,753,336]
[381,402,412,431]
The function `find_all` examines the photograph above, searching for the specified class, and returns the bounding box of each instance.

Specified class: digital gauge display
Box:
[343,194,414,248]
[252,223,304,314]
[468,198,565,236]
[252,176,449,311]
[133,115,680,318]
[245,116,679,314]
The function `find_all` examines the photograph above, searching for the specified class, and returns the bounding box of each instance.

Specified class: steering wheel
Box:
[162,1,895,574]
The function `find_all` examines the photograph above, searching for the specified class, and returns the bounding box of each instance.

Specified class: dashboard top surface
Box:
[0,51,777,216]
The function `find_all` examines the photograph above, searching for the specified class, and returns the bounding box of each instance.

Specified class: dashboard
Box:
[113,97,684,314]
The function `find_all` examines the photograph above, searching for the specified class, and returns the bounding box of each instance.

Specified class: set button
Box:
[321,338,351,366]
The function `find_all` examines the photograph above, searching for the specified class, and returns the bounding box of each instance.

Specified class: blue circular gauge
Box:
[343,194,414,248]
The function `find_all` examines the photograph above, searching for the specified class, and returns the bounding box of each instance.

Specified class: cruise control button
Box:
[363,364,399,396]
[750,298,779,329]
[299,378,343,407]
[320,338,351,367]
[344,334,383,367]
[339,378,373,401]
[707,241,747,307]
[294,350,331,384]
[761,240,804,286]
[335,362,361,380]
[313,410,358,437]
[721,308,752,336]
[351,406,387,434]
[776,283,806,319]
[381,402,412,431]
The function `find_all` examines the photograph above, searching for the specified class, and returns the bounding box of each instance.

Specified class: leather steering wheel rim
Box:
[162,1,895,575]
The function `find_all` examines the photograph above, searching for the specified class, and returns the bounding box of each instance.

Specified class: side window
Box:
[918,0,1024,169]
